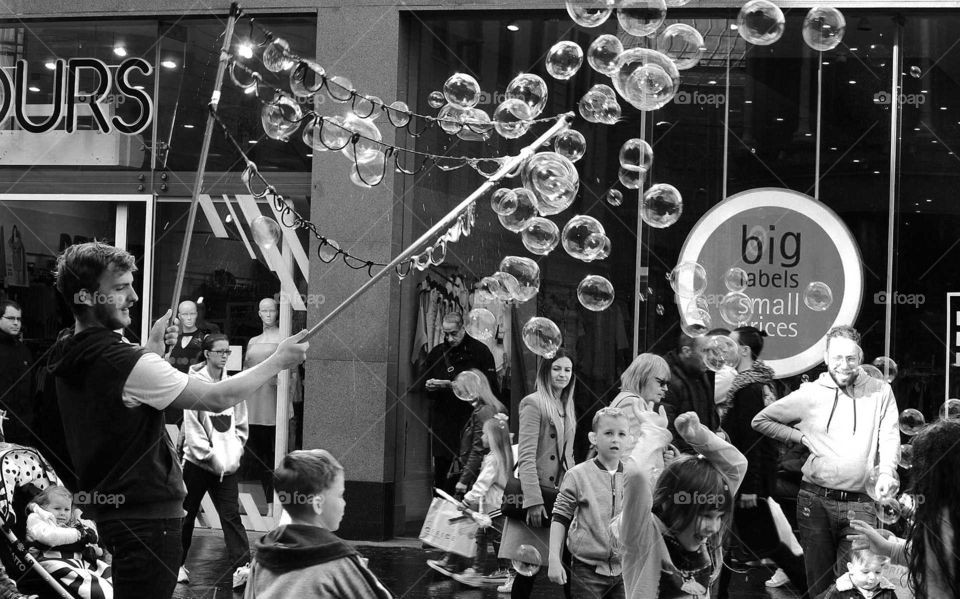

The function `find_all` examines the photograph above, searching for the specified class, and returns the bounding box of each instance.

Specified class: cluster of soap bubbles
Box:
[737,2,847,52]
[561,215,611,262]
[618,139,653,189]
[666,262,758,330]
[579,84,622,125]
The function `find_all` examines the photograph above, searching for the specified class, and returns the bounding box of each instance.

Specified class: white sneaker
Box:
[177,566,190,584]
[233,563,250,589]
[496,571,515,593]
[765,568,790,588]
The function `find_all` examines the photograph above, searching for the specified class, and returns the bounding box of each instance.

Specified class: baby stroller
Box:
[0,443,77,599]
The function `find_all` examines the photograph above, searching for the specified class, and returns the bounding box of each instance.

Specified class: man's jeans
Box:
[569,558,625,599]
[99,518,183,599]
[797,488,877,597]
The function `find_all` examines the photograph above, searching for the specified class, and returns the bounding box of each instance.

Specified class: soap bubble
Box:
[862,364,884,380]
[340,114,383,164]
[681,308,712,337]
[578,90,606,123]
[476,277,502,303]
[939,398,960,420]
[619,139,654,173]
[899,493,917,520]
[565,0,614,28]
[802,6,846,52]
[506,73,548,118]
[872,357,898,383]
[546,41,584,80]
[719,292,753,326]
[618,167,644,190]
[443,72,482,108]
[289,59,325,98]
[737,0,786,46]
[522,317,563,358]
[909,65,922,78]
[803,281,833,311]
[590,235,612,260]
[898,408,926,435]
[427,90,445,109]
[877,497,901,525]
[522,217,561,256]
[466,308,498,341]
[597,99,622,125]
[700,335,739,372]
[612,48,680,111]
[491,271,521,302]
[617,0,667,37]
[452,370,483,401]
[352,95,381,120]
[251,216,282,250]
[457,108,494,142]
[348,151,386,188]
[669,262,707,298]
[320,115,350,149]
[578,275,615,311]
[641,184,682,228]
[724,267,748,292]
[561,215,606,261]
[493,99,532,139]
[437,103,468,135]
[590,83,618,102]
[606,189,623,206]
[499,256,541,303]
[865,466,899,502]
[491,188,519,216]
[262,38,295,72]
[386,101,411,127]
[498,188,539,232]
[523,152,579,208]
[260,95,303,141]
[587,34,624,75]
[511,544,543,576]
[657,24,705,70]
[899,444,914,469]
[554,130,587,163]
[301,118,326,151]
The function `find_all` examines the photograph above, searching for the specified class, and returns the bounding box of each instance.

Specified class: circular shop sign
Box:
[678,188,863,377]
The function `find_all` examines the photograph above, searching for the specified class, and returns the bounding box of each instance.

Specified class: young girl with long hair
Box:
[452,369,508,496]
[618,407,747,598]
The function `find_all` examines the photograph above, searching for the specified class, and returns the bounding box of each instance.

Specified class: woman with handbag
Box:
[508,349,577,597]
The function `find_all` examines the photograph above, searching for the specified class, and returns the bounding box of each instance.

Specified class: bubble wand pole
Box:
[166,2,240,323]
[301,111,574,342]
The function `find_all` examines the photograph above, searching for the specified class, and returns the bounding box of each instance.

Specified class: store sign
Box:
[678,188,863,377]
[0,58,153,135]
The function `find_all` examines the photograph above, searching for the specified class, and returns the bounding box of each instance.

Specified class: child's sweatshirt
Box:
[463,452,506,512]
[618,420,747,599]
[551,458,624,576]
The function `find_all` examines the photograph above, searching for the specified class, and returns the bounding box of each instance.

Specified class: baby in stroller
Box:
[25,486,112,599]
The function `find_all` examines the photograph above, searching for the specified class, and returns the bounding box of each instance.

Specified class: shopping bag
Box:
[498,516,550,562]
[419,497,478,558]
[767,496,803,556]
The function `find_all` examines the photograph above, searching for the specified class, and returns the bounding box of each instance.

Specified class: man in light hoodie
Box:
[752,325,900,597]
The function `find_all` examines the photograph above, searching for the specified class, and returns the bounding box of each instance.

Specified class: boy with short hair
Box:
[548,407,628,598]
[821,548,897,599]
[244,450,393,599]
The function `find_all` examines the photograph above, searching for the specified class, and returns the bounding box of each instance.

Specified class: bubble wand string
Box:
[300,111,574,343]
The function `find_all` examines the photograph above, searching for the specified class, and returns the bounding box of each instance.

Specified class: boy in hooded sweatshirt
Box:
[751,325,900,597]
[179,334,250,584]
[244,449,393,599]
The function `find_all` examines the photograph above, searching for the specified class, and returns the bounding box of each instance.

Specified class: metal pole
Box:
[167,3,240,319]
[302,112,574,342]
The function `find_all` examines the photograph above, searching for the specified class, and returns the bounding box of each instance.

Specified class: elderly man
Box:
[752,325,899,597]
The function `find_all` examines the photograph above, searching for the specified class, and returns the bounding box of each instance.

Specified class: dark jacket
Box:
[0,330,34,445]
[724,361,779,497]
[246,524,392,598]
[455,403,500,488]
[660,350,718,453]
[821,572,897,599]
[51,327,186,521]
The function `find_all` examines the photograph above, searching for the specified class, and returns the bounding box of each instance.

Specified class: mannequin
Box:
[242,298,283,504]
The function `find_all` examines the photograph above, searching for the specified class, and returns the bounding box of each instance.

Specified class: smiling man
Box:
[50,242,308,599]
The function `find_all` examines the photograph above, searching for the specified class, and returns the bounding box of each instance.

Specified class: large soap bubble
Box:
[619,138,654,173]
[491,271,520,302]
[877,497,901,525]
[498,188,539,232]
[681,307,712,338]
[940,398,960,420]
[803,6,846,52]
[522,152,579,216]
[720,291,753,326]
[261,95,302,141]
[641,184,682,228]
[263,38,296,72]
[561,215,606,261]
[251,216,282,250]
[587,34,624,75]
[452,370,483,401]
[493,99,532,139]
[898,408,925,435]
[618,167,644,190]
[349,152,386,188]
[546,41,584,80]
[500,256,541,303]
[617,0,667,37]
[612,48,681,111]
[506,73,548,118]
[657,23,705,70]
[700,335,739,372]
[522,217,561,256]
[554,130,587,163]
[490,188,518,216]
[578,275,615,311]
[669,262,707,298]
[466,308,498,341]
[872,357,898,383]
[437,103,467,135]
[737,0,786,46]
[456,107,493,142]
[578,90,606,123]
[476,276,502,303]
[522,317,563,358]
[511,544,543,576]
[724,267,748,292]
[803,281,833,311]
[443,72,482,108]
[565,0,614,28]
[340,113,383,164]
